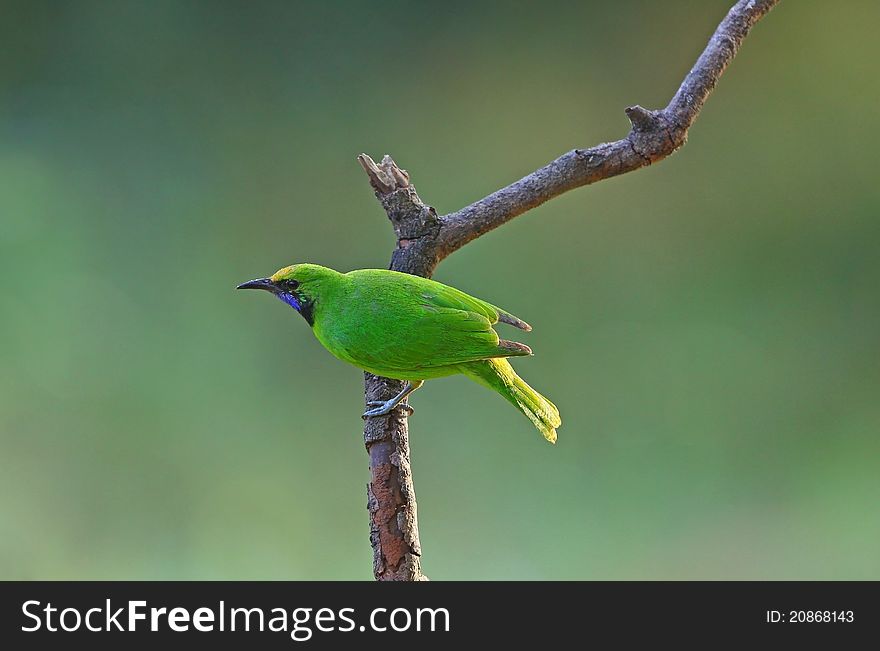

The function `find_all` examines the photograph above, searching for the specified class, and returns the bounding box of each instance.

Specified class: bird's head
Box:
[237,263,335,326]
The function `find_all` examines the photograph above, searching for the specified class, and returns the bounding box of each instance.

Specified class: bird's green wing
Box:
[352,278,532,372]
[418,281,533,332]
[359,306,531,372]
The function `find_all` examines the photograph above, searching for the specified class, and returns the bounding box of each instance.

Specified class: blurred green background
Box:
[1,0,878,580]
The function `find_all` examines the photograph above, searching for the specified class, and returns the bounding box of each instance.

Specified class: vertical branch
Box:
[359,154,440,581]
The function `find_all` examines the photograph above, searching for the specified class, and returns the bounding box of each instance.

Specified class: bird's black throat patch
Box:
[298,298,315,326]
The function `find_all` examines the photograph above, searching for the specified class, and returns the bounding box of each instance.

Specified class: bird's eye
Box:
[281,279,300,290]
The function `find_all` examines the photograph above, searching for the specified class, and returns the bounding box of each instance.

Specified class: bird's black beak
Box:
[236,277,277,292]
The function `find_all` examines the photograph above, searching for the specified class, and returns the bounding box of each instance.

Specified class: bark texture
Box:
[360,0,780,581]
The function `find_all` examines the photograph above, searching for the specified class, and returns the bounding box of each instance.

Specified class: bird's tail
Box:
[461,358,561,443]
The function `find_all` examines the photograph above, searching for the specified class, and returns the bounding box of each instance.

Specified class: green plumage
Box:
[239,263,561,443]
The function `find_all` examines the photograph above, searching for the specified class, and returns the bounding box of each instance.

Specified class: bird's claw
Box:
[362,401,415,419]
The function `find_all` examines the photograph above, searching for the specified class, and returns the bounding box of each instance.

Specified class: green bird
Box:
[238,264,561,443]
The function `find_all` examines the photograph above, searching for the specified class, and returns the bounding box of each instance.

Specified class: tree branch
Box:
[437,0,780,257]
[359,0,780,581]
[358,154,434,581]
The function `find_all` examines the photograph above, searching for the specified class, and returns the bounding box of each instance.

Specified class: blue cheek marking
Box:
[277,292,302,312]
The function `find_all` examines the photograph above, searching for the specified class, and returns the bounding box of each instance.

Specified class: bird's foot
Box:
[362,400,414,418]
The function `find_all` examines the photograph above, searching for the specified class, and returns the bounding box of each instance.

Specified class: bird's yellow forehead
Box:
[270,265,297,282]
